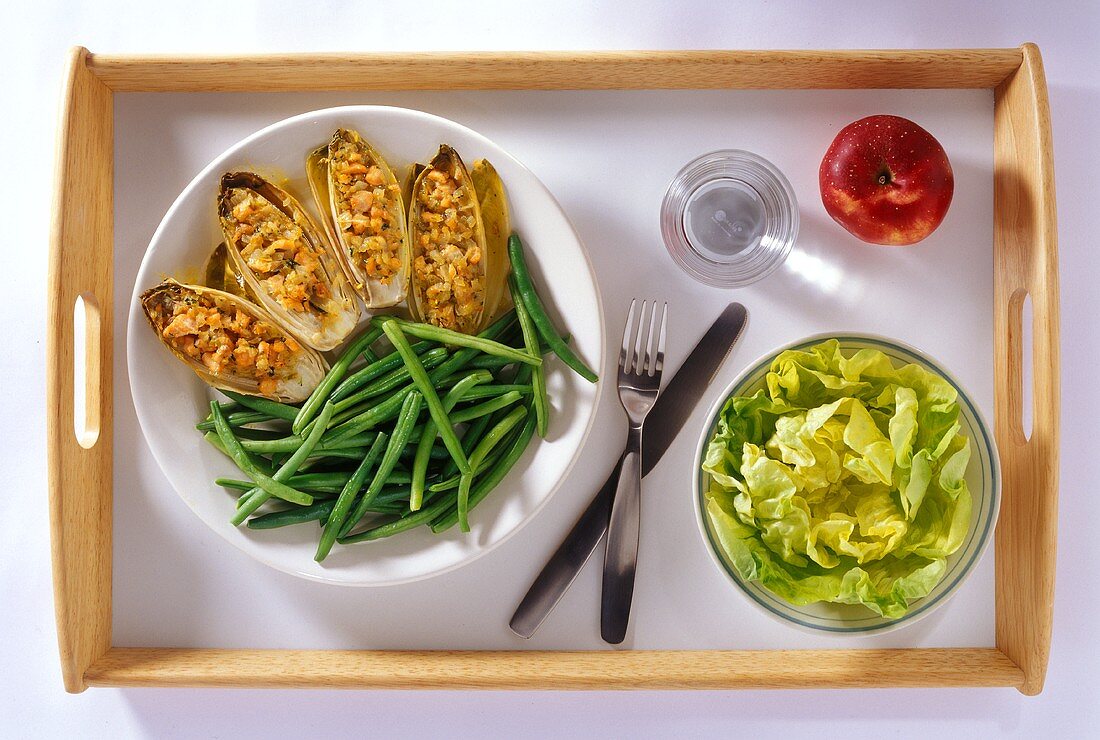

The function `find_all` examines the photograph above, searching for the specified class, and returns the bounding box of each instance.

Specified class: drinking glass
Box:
[661,150,798,288]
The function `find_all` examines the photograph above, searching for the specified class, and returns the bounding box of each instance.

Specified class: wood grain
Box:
[86,647,1023,690]
[85,49,1022,93]
[992,43,1060,696]
[48,47,114,694]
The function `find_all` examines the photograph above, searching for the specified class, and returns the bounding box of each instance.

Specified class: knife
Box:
[509,302,748,638]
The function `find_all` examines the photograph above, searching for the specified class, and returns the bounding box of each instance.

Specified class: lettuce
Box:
[702,340,971,618]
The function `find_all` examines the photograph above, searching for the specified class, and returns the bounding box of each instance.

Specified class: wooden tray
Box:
[48,46,1059,694]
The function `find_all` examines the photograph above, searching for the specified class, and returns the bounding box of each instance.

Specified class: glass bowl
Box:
[692,333,1001,635]
[661,150,798,288]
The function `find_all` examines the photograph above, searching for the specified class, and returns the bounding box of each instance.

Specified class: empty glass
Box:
[661,150,798,288]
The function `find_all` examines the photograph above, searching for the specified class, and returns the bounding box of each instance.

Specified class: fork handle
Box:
[601,424,643,644]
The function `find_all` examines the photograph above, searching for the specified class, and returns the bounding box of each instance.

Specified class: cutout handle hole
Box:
[73,293,101,449]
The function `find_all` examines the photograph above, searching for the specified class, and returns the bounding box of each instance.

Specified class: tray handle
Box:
[992,43,1059,696]
[47,47,114,694]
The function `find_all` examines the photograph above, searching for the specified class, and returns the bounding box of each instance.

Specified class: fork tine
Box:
[632,300,649,374]
[619,298,637,371]
[641,299,659,375]
[654,302,668,376]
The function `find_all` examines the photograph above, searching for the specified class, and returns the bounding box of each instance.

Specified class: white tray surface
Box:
[113,88,993,650]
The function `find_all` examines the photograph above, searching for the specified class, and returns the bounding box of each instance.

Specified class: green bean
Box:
[372,503,409,517]
[216,477,342,494]
[511,275,550,437]
[508,292,547,442]
[325,433,379,449]
[237,437,310,454]
[316,432,387,561]
[477,384,527,442]
[204,431,236,463]
[428,445,507,493]
[513,360,534,387]
[384,318,541,367]
[307,448,369,461]
[465,355,514,371]
[507,233,597,382]
[325,404,369,431]
[380,322,469,475]
[338,495,453,544]
[329,361,478,432]
[281,472,349,490]
[332,348,449,415]
[482,309,519,337]
[386,313,518,411]
[402,424,427,442]
[208,309,529,548]
[330,341,434,402]
[304,471,412,487]
[214,400,243,413]
[231,401,335,525]
[325,384,419,441]
[211,403,313,506]
[369,485,412,506]
[450,391,524,424]
[248,494,404,531]
[217,463,389,496]
[360,347,379,365]
[457,405,528,531]
[454,384,533,401]
[365,485,454,516]
[238,431,377,454]
[248,500,337,530]
[280,470,409,488]
[402,439,450,462]
[196,410,273,432]
[340,391,423,537]
[327,341,500,437]
[228,427,287,441]
[235,488,339,509]
[463,339,562,373]
[207,442,276,478]
[217,477,263,492]
[220,390,300,422]
[410,370,492,511]
[293,326,384,434]
[442,413,492,479]
[432,409,538,533]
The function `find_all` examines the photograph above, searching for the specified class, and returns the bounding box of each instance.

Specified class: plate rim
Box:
[125,104,606,586]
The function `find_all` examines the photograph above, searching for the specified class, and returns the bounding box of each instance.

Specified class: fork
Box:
[601,298,667,644]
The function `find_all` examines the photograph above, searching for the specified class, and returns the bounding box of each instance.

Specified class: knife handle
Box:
[509,454,622,639]
[601,427,643,644]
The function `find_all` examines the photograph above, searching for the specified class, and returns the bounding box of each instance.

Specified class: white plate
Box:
[127,106,604,586]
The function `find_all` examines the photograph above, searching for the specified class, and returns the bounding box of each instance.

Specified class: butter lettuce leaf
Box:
[702,340,972,618]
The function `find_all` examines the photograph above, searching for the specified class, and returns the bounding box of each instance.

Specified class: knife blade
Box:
[509,302,748,638]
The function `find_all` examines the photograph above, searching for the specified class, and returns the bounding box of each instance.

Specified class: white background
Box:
[4,1,1097,737]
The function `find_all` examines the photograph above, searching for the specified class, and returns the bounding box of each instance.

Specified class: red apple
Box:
[819,114,953,246]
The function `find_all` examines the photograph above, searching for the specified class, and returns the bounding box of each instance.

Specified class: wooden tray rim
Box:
[47,45,1059,694]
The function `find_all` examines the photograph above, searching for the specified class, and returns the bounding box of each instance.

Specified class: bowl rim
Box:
[691,331,1002,636]
[126,104,606,586]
